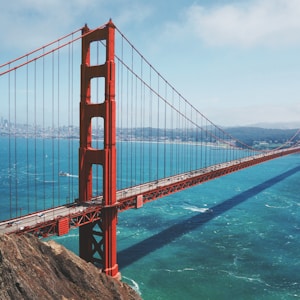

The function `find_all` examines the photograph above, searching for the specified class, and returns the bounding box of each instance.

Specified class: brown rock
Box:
[0,234,141,300]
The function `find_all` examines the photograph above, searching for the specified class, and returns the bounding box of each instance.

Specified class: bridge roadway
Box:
[1,147,300,237]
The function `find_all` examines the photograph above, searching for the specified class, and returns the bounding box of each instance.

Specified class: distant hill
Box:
[246,122,300,130]
[225,126,299,147]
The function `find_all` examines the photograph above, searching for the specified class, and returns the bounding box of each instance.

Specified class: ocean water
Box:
[1,137,300,299]
[56,153,300,299]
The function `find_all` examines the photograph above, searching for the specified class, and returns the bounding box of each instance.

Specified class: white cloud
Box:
[0,0,154,56]
[113,2,153,27]
[0,0,100,52]
[173,0,300,47]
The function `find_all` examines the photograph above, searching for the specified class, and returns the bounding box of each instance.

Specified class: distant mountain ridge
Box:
[244,122,300,130]
[224,126,299,147]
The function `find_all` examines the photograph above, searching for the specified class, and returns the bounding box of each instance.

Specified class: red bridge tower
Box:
[79,20,119,278]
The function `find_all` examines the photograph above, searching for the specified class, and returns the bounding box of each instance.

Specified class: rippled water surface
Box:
[56,154,300,299]
[1,137,299,299]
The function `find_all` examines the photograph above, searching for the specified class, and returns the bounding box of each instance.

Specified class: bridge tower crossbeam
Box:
[79,20,119,278]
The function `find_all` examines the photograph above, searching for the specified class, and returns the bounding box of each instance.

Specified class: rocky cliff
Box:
[0,234,141,300]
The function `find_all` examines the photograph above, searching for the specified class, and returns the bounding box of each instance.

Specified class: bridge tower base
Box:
[79,20,119,279]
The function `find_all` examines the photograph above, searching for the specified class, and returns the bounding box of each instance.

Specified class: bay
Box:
[1,136,300,299]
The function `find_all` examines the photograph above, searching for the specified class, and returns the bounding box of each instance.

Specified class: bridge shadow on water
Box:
[118,165,300,269]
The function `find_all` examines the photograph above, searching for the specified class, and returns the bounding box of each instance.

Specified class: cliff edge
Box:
[0,234,141,300]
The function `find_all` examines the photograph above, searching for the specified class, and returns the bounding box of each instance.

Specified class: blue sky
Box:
[1,0,300,127]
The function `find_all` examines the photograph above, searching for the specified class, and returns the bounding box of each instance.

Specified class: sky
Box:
[1,0,300,127]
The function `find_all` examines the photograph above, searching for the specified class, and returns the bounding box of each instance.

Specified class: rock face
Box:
[0,234,141,300]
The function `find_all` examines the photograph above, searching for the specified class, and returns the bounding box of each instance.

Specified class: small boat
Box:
[59,171,70,177]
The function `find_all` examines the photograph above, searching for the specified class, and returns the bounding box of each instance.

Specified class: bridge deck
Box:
[1,147,300,237]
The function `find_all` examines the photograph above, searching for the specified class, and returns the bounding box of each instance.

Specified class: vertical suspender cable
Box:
[204,118,208,168]
[149,68,152,181]
[126,67,129,185]
[57,43,60,205]
[196,111,199,169]
[222,131,226,163]
[34,60,37,212]
[178,95,182,173]
[176,94,180,174]
[191,107,194,168]
[134,73,138,185]
[120,37,124,189]
[14,70,18,216]
[26,57,30,213]
[182,96,185,173]
[201,113,203,168]
[157,73,160,179]
[130,47,134,186]
[140,57,144,185]
[190,105,193,171]
[171,88,174,176]
[184,99,187,172]
[70,35,75,200]
[51,51,55,209]
[164,80,167,178]
[214,121,217,164]
[8,65,12,218]
[117,54,122,189]
[67,41,71,202]
[42,50,46,209]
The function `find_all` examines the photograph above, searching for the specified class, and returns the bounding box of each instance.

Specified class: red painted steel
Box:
[78,20,119,278]
[116,147,300,211]
[9,147,300,240]
[136,195,144,208]
[58,217,70,236]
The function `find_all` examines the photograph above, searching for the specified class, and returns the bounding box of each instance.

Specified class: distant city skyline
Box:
[1,114,300,131]
[1,0,300,127]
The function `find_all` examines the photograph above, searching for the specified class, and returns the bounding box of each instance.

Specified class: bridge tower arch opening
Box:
[79,20,119,279]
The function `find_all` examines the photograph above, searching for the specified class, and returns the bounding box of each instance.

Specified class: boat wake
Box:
[163,267,195,273]
[265,204,290,209]
[183,204,213,213]
[59,171,78,178]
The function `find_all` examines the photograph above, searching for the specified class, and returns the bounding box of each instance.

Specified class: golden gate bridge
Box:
[0,20,300,279]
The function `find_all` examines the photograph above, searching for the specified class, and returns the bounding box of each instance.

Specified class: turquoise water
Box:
[1,137,300,299]
[56,154,300,299]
